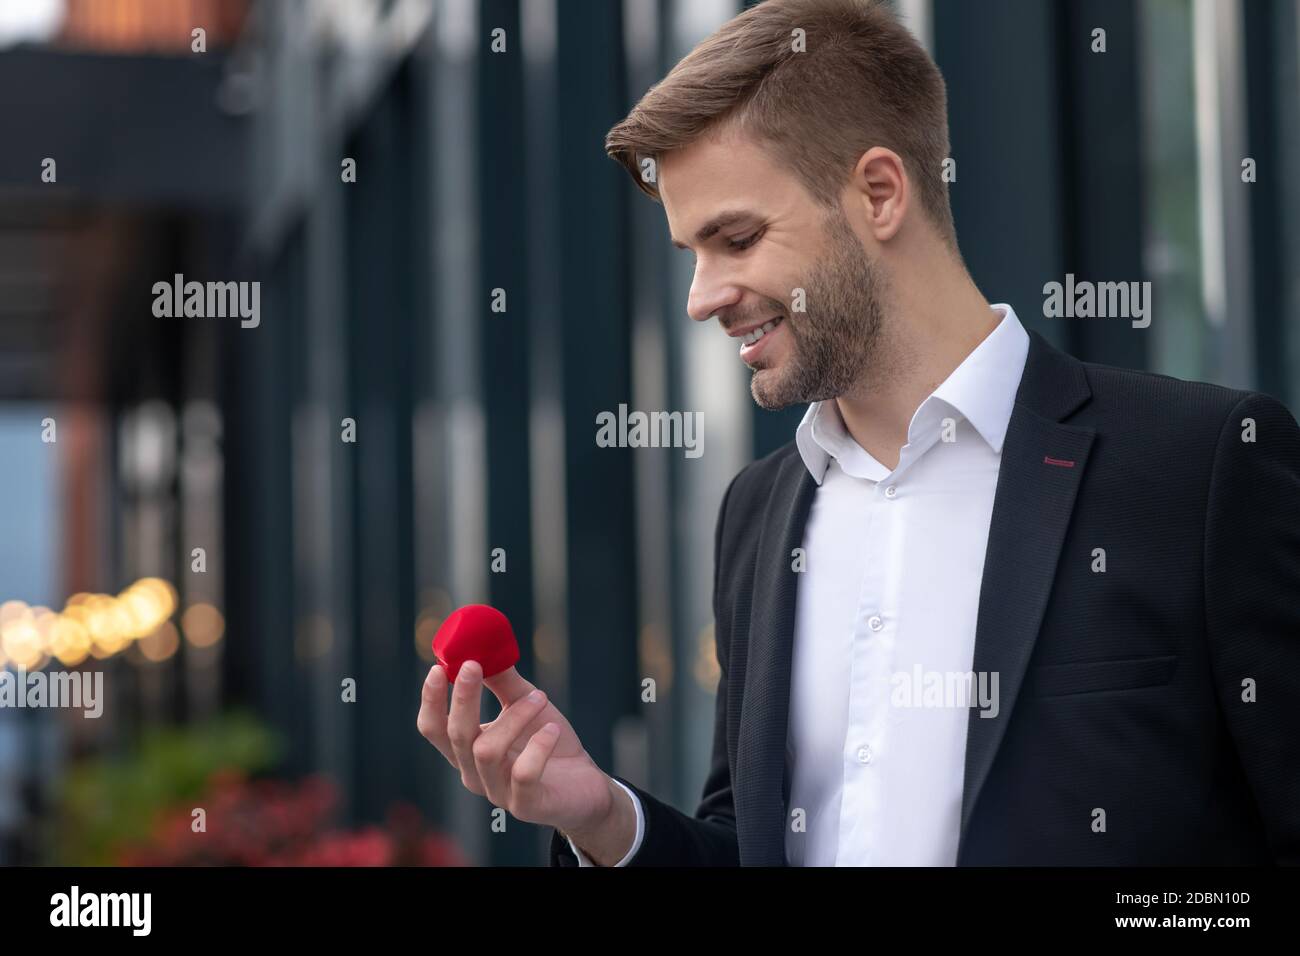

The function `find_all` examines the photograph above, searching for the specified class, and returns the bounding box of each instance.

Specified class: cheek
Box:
[774,312,801,354]
[760,282,801,318]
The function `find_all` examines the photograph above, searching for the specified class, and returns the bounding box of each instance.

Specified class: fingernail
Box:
[527,689,542,703]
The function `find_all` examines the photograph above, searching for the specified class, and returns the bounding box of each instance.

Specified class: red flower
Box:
[111,771,465,866]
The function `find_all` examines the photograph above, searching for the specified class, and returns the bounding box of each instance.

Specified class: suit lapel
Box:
[957,330,1094,855]
[736,449,817,866]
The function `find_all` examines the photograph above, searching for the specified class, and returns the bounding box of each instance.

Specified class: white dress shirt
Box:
[569,302,1029,866]
[566,777,644,866]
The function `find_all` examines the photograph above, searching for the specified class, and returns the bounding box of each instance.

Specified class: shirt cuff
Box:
[567,778,645,866]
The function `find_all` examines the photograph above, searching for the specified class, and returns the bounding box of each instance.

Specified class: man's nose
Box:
[685,262,742,324]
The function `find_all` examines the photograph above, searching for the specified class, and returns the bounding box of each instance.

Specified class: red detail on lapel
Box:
[1043,455,1075,468]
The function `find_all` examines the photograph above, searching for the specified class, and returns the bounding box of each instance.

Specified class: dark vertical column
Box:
[344,70,419,823]
[406,15,451,840]
[477,0,536,864]
[301,57,357,826]
[932,0,1068,347]
[1243,0,1298,403]
[223,227,301,773]
[1055,0,1148,369]
[554,0,639,773]
[219,327,251,709]
[279,226,311,776]
[478,0,535,708]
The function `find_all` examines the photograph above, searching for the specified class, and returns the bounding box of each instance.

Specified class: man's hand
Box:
[416,659,633,860]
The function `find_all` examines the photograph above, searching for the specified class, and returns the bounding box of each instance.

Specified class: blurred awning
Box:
[54,0,248,54]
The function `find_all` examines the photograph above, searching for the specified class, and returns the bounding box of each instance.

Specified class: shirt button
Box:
[857,746,873,764]
[868,614,883,631]
[884,485,897,498]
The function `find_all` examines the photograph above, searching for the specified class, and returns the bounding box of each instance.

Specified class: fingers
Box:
[446,660,488,795]
[510,722,562,795]
[418,659,558,811]
[416,663,453,763]
[473,687,551,806]
[416,663,495,768]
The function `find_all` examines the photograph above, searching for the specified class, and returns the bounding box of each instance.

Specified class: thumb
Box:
[482,665,535,706]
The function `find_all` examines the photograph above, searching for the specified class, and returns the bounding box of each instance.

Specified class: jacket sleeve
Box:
[1204,391,1300,863]
[550,471,744,866]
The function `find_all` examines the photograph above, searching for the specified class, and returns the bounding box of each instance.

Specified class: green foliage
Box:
[54,710,281,865]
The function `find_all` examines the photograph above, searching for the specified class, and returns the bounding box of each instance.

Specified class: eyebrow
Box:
[669,209,761,250]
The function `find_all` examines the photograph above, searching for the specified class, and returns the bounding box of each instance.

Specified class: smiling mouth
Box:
[737,315,786,365]
[739,316,784,345]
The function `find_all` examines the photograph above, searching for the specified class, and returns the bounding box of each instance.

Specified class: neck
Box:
[835,253,999,471]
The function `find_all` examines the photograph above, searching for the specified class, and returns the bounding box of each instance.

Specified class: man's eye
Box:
[729,228,764,251]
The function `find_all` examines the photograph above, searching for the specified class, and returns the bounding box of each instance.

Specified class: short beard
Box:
[749,205,894,411]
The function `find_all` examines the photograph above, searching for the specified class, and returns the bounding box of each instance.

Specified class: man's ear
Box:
[852,146,907,242]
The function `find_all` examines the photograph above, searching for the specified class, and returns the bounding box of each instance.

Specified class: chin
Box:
[750,370,794,410]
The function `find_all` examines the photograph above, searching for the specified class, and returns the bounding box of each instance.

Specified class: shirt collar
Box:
[795,302,1030,485]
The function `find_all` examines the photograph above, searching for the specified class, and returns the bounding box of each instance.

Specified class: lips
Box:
[737,315,785,362]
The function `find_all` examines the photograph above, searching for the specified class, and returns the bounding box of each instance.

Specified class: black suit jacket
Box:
[550,329,1300,865]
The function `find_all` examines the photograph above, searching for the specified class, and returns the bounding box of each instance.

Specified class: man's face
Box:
[659,130,892,410]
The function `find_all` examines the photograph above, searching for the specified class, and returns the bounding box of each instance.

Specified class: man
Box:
[416,0,1300,865]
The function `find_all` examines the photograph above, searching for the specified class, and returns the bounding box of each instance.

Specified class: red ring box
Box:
[433,604,520,683]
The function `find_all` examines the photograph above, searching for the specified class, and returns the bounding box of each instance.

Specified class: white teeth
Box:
[742,317,781,346]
